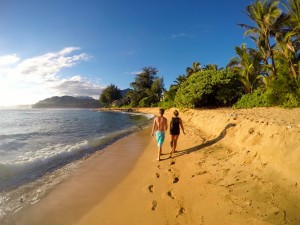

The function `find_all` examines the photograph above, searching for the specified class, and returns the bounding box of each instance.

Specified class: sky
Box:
[0,0,254,106]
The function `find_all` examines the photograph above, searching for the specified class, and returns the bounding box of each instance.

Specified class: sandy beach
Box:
[4,107,300,225]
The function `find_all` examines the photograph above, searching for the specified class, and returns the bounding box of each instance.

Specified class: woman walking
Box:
[169,110,185,157]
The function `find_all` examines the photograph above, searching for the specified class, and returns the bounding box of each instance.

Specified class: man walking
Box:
[151,108,168,161]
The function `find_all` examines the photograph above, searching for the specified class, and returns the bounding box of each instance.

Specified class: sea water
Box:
[0,108,151,220]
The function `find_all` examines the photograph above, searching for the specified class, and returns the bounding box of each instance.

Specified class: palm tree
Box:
[186,62,201,76]
[227,44,262,93]
[249,34,270,66]
[275,31,298,79]
[173,74,187,85]
[238,0,282,78]
[203,64,218,71]
[282,0,300,41]
[279,0,300,79]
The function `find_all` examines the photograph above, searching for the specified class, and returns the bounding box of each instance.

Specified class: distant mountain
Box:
[32,96,102,108]
[73,96,95,100]
[121,88,132,97]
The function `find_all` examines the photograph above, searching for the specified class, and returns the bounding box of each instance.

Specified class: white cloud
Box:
[0,54,20,65]
[0,47,104,106]
[15,48,88,81]
[52,76,103,98]
[123,71,142,76]
[59,47,80,55]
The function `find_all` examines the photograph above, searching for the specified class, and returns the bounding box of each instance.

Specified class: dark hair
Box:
[174,110,179,117]
[159,108,165,115]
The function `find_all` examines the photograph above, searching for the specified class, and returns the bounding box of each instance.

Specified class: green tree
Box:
[278,0,300,79]
[275,31,298,79]
[173,74,187,85]
[175,70,243,108]
[130,67,158,92]
[266,74,300,107]
[227,43,263,93]
[99,84,122,106]
[125,90,144,107]
[282,0,300,43]
[186,62,201,76]
[203,64,219,71]
[129,66,165,107]
[239,0,282,78]
[165,74,187,101]
[150,77,165,102]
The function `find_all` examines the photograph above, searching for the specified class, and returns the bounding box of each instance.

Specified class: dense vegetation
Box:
[100,0,300,108]
[100,84,122,106]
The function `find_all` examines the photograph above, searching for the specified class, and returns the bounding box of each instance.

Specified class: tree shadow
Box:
[170,123,236,159]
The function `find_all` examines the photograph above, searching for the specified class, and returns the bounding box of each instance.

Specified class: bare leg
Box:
[170,135,175,156]
[173,135,179,152]
[170,135,179,156]
[157,145,162,161]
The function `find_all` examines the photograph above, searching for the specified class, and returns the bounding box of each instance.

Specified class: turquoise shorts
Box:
[155,131,165,146]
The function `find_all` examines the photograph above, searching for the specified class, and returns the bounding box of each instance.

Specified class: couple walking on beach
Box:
[151,108,185,161]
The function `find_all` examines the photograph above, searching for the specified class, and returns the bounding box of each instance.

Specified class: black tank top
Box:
[170,117,180,135]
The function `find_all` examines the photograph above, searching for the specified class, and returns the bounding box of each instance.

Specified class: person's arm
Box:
[151,118,157,136]
[165,118,168,131]
[169,118,173,129]
[180,118,186,134]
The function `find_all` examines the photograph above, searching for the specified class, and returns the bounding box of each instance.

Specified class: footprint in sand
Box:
[148,185,154,193]
[176,207,185,217]
[151,200,158,211]
[196,160,206,166]
[167,191,175,199]
[173,177,179,184]
[223,168,230,175]
[169,161,175,166]
[156,173,160,178]
[191,170,208,178]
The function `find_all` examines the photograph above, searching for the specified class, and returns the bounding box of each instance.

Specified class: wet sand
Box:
[5,107,300,225]
[3,127,151,225]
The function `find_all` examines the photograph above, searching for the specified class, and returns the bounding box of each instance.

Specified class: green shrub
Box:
[138,95,158,107]
[174,70,243,108]
[266,74,300,108]
[234,88,270,108]
[138,97,151,107]
[234,74,300,108]
[282,93,299,108]
[157,99,175,109]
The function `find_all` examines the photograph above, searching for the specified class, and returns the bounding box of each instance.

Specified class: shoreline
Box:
[0,110,151,223]
[4,107,300,225]
[3,126,153,225]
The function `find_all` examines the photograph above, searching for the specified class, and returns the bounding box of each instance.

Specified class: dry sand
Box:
[5,107,300,225]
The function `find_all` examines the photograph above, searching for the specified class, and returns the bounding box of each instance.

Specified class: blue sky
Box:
[0,0,253,106]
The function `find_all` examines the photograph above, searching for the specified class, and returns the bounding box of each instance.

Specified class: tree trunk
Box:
[289,60,298,79]
[267,35,277,79]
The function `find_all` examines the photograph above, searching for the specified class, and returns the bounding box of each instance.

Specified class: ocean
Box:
[0,108,151,220]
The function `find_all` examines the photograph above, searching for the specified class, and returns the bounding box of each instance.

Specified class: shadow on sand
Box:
[163,123,236,160]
